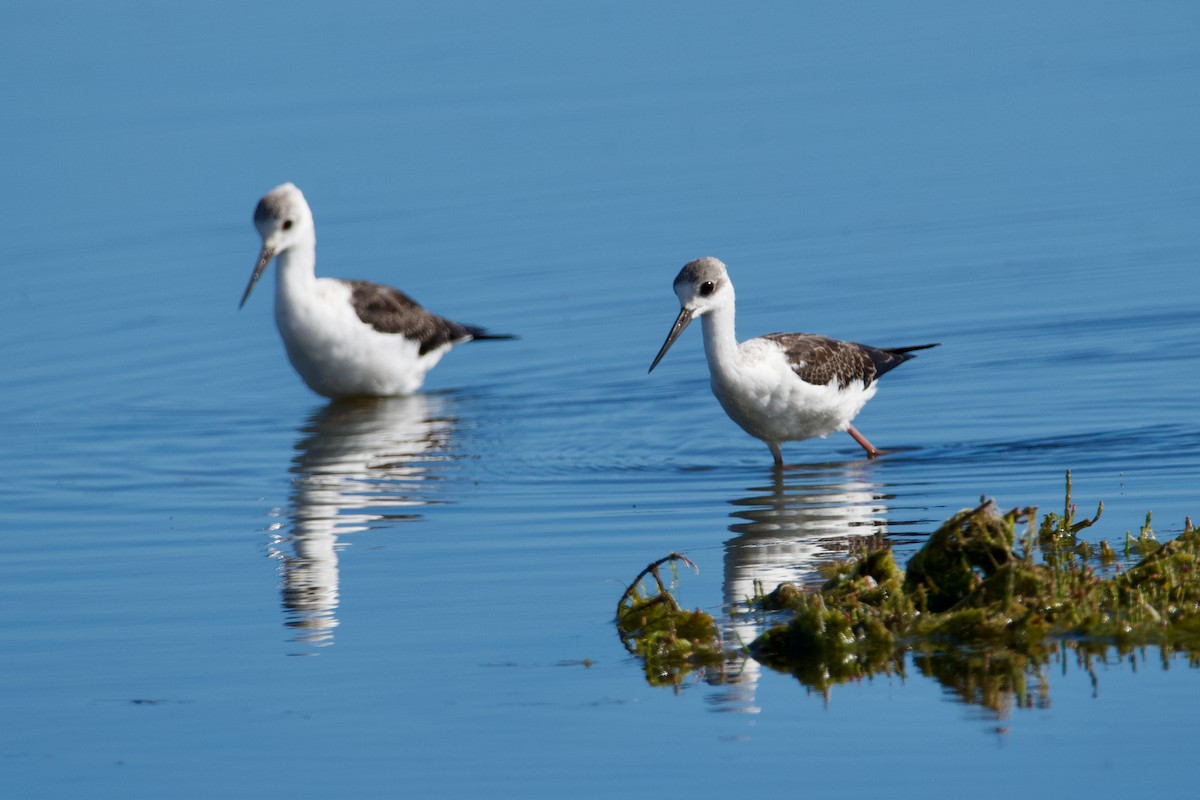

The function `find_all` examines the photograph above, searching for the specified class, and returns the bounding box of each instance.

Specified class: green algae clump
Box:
[752,539,910,692]
[616,475,1199,710]
[616,553,724,688]
[902,502,1021,612]
[747,475,1200,700]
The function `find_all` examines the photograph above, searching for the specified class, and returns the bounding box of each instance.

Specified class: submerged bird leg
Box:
[847,425,880,459]
[768,442,784,469]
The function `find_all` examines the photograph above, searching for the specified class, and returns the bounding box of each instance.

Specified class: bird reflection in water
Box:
[266,395,455,649]
[709,465,891,712]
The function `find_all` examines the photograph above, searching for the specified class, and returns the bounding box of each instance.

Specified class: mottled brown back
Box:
[763,333,937,389]
[346,280,483,355]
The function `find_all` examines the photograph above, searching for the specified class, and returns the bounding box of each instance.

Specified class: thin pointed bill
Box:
[239,245,275,309]
[648,307,694,373]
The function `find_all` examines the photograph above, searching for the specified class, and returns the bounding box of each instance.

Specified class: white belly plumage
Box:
[709,338,878,445]
[275,279,448,398]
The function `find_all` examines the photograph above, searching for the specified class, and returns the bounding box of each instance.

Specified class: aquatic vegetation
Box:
[752,540,910,688]
[616,553,725,689]
[752,474,1200,701]
[619,474,1200,711]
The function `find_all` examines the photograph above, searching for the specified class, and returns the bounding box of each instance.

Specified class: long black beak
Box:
[239,245,275,309]
[648,307,694,373]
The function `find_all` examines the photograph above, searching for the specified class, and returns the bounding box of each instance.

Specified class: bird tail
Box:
[464,326,517,342]
[886,343,940,355]
[867,342,939,380]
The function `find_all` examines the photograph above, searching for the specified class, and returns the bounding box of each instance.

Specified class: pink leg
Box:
[768,442,784,469]
[847,425,879,458]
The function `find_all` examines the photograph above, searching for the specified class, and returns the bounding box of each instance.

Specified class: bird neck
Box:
[273,239,318,302]
[699,302,740,370]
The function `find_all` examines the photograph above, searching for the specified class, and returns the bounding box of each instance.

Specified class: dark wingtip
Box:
[893,342,941,354]
[868,342,940,379]
[467,329,518,342]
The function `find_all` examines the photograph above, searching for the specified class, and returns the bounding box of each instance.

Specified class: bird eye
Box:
[282,219,294,231]
[699,281,716,297]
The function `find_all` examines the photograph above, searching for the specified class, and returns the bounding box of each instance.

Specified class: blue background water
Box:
[3,2,1199,797]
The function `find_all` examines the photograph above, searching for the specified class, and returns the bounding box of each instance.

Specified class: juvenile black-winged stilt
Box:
[240,183,513,398]
[649,257,937,466]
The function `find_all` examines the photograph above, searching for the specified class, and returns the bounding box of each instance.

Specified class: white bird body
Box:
[240,183,511,399]
[271,260,440,397]
[707,337,878,447]
[650,257,935,466]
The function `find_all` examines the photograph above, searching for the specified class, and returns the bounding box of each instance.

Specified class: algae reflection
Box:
[265,395,457,649]
[618,474,1200,719]
[619,466,896,707]
[717,467,896,710]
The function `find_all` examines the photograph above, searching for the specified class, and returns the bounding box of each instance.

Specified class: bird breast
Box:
[708,338,878,443]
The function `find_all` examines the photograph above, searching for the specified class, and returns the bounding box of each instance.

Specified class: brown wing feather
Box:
[346,280,476,355]
[762,334,937,389]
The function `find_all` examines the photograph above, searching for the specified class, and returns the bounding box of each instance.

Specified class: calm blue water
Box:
[3,2,1199,797]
